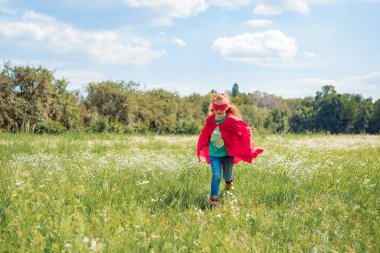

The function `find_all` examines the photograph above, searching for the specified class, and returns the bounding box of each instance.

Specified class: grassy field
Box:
[0,133,379,252]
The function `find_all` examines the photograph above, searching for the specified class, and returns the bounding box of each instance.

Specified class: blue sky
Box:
[1,0,380,99]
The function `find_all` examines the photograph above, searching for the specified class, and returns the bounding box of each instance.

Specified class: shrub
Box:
[36,120,66,134]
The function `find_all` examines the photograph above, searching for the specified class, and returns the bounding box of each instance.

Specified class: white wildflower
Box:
[137,180,150,185]
[151,234,160,240]
[90,239,104,252]
[90,240,97,249]
[15,181,23,186]
[83,236,90,243]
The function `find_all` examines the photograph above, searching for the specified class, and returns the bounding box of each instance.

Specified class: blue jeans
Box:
[210,156,234,197]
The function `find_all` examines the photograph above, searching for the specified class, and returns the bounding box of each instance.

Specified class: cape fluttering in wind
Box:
[197,114,264,164]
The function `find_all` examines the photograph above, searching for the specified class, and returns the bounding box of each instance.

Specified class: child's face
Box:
[212,99,228,117]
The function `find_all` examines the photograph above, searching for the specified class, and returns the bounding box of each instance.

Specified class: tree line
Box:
[1,63,379,134]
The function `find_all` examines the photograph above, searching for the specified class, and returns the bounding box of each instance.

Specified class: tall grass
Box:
[1,133,379,252]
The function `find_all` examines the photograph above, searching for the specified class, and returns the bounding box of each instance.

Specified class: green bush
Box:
[108,120,126,133]
[87,118,108,133]
[36,120,65,134]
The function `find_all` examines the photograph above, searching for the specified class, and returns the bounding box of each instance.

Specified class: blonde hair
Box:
[208,92,242,118]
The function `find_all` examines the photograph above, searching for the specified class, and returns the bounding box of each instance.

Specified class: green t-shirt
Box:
[209,115,228,157]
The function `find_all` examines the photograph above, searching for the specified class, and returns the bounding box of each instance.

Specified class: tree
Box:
[368,99,380,133]
[353,98,373,133]
[232,83,239,97]
[176,93,209,134]
[84,81,137,132]
[0,63,79,132]
[337,94,359,133]
[50,79,80,130]
[2,62,379,135]
[264,108,290,133]
[315,85,337,103]
[288,97,314,133]
[137,89,179,133]
[313,85,342,133]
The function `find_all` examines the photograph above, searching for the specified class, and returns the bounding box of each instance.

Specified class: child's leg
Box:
[222,156,234,183]
[209,156,222,197]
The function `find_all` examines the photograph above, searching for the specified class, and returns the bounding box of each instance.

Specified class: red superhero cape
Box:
[197,113,264,164]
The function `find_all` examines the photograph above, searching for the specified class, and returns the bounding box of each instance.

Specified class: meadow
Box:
[0,133,379,252]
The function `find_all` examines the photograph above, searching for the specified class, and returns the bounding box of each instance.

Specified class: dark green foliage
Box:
[0,63,379,134]
[264,108,290,133]
[353,98,373,133]
[288,97,314,133]
[0,62,80,132]
[368,99,380,133]
[232,83,239,97]
[287,86,378,134]
[36,120,65,134]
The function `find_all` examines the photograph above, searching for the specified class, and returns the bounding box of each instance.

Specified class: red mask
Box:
[212,103,228,111]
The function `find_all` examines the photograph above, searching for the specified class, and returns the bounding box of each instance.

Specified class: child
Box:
[197,92,264,208]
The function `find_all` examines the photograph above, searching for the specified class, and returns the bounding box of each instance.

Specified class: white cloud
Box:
[4,59,108,90]
[287,0,336,14]
[145,81,205,96]
[244,19,272,27]
[340,72,380,98]
[124,0,253,15]
[289,72,380,99]
[0,0,14,14]
[345,72,380,83]
[208,0,253,9]
[285,0,311,14]
[172,82,205,95]
[122,0,340,19]
[0,11,164,66]
[212,30,297,65]
[123,0,255,25]
[253,0,335,15]
[270,77,336,98]
[124,0,208,25]
[304,51,318,58]
[22,11,56,22]
[173,38,187,47]
[253,4,281,15]
[292,77,335,89]
[122,0,337,24]
[55,69,108,90]
[149,17,173,27]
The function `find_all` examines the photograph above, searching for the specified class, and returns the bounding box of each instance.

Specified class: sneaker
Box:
[225,180,233,191]
[209,196,219,209]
